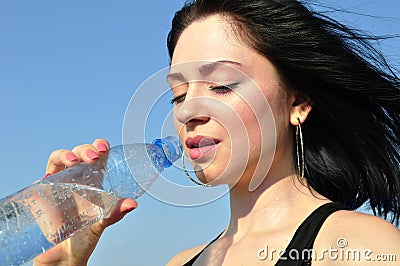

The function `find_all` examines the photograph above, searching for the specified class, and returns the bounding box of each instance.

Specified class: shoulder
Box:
[314,209,400,265]
[325,209,400,240]
[166,244,207,266]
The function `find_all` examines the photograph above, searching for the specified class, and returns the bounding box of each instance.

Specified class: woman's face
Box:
[169,16,295,188]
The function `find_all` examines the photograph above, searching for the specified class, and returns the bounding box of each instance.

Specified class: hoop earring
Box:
[182,154,211,187]
[296,117,305,179]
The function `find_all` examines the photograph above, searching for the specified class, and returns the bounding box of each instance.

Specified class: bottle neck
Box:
[152,136,183,168]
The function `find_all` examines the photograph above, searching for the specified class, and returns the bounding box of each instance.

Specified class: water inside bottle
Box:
[33,182,120,243]
[0,182,119,265]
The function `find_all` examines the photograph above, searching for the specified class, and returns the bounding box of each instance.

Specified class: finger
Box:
[90,198,138,237]
[46,149,80,175]
[41,173,52,180]
[71,144,102,163]
[92,138,110,156]
[103,198,138,226]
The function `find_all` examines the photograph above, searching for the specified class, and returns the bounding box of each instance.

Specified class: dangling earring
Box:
[182,153,211,187]
[296,117,305,179]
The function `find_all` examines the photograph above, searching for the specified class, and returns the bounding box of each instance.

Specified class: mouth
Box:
[186,135,221,160]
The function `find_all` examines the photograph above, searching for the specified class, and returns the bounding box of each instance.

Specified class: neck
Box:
[226,167,328,239]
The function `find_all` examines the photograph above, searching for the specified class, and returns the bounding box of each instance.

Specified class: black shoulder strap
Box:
[275,202,348,266]
[183,202,348,266]
[182,232,223,266]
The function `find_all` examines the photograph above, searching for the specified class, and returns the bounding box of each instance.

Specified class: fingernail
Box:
[122,207,136,215]
[66,153,79,162]
[42,173,52,180]
[97,143,108,152]
[86,150,100,160]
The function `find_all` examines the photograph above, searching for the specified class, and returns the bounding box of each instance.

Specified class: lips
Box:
[186,136,220,160]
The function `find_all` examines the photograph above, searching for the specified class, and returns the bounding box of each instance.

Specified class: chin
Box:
[194,167,230,186]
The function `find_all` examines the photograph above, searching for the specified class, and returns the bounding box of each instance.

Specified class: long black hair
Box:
[167,0,400,224]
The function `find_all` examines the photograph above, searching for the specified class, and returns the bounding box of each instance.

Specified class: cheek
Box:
[233,84,277,151]
[231,85,278,190]
[174,116,183,136]
[233,103,263,170]
[173,111,187,146]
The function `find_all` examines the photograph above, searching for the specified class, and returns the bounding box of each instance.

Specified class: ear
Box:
[289,91,312,125]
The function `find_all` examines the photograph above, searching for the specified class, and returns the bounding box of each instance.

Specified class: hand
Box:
[33,139,138,266]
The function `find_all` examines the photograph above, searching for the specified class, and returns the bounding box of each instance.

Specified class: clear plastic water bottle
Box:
[0,136,182,266]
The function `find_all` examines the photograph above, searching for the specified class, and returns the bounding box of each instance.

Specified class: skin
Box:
[35,15,400,266]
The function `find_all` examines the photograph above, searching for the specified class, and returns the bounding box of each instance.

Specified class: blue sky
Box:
[0,1,399,265]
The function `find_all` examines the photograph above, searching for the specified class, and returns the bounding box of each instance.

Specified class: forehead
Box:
[169,15,284,92]
[171,15,252,66]
[168,60,243,83]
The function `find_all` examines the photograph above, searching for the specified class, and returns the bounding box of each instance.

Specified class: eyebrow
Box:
[199,60,242,74]
[167,60,242,83]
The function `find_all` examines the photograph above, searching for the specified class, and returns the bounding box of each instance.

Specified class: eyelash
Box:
[169,82,239,105]
[209,82,239,95]
[170,93,186,105]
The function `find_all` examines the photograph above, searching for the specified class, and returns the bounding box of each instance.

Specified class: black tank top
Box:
[182,202,348,266]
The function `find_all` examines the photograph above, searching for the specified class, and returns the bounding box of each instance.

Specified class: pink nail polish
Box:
[97,143,108,152]
[86,150,100,160]
[42,173,52,179]
[66,153,79,162]
[122,206,136,215]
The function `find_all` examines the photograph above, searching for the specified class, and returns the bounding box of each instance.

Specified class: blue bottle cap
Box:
[152,136,183,168]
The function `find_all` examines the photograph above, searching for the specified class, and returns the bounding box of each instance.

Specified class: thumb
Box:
[90,198,138,237]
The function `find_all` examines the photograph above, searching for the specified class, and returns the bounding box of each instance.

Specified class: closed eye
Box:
[170,93,187,105]
[209,82,239,94]
[170,82,239,104]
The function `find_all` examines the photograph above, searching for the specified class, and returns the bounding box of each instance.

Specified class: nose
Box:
[174,84,211,129]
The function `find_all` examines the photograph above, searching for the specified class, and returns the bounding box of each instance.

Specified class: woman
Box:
[34,0,400,265]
